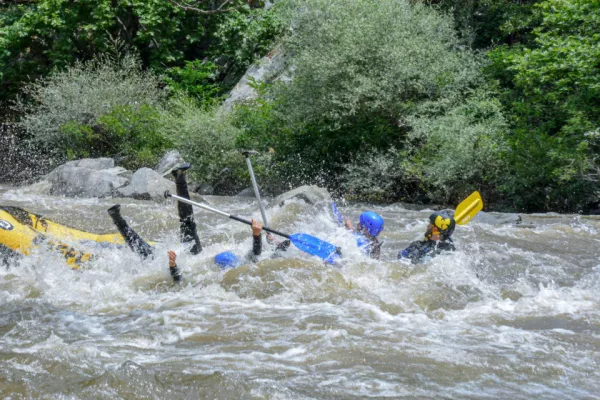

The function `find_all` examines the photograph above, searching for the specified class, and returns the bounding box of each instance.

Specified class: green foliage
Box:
[407,92,508,203]
[274,0,481,130]
[0,0,219,105]
[235,0,497,199]
[213,5,284,78]
[159,97,246,192]
[163,60,225,106]
[427,0,542,48]
[17,54,164,145]
[343,148,417,203]
[98,104,169,170]
[485,0,600,211]
[16,54,169,167]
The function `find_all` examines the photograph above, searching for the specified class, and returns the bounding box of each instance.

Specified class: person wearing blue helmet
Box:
[344,210,384,260]
[214,218,263,270]
[398,210,456,263]
[214,218,292,270]
[214,251,241,269]
[168,218,289,281]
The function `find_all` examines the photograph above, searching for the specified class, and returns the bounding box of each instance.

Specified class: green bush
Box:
[162,60,225,106]
[160,97,247,193]
[343,148,417,203]
[272,0,482,130]
[16,54,166,156]
[234,0,500,201]
[407,92,509,203]
[484,0,600,211]
[213,5,284,79]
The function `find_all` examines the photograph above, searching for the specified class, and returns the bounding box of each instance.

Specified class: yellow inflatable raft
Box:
[0,206,125,267]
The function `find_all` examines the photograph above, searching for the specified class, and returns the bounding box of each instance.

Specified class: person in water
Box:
[344,211,384,260]
[168,218,290,282]
[212,218,265,270]
[398,211,456,263]
[107,162,203,260]
[108,163,204,283]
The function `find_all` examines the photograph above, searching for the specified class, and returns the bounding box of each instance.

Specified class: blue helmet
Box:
[359,211,384,238]
[214,251,240,269]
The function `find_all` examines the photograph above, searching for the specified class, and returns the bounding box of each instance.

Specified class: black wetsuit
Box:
[108,164,204,259]
[398,238,455,264]
[172,166,202,255]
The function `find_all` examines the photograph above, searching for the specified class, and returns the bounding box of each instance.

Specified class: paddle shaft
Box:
[165,192,290,239]
[243,152,269,227]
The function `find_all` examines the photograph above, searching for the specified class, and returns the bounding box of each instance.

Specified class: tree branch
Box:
[168,0,240,14]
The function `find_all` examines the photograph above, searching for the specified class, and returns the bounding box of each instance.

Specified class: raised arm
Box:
[168,250,182,283]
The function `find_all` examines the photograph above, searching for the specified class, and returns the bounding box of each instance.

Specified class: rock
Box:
[104,166,133,180]
[64,157,114,170]
[273,185,332,207]
[236,187,256,197]
[196,184,214,196]
[221,47,290,112]
[471,211,522,225]
[18,180,53,195]
[117,168,175,202]
[155,150,185,177]
[46,162,129,198]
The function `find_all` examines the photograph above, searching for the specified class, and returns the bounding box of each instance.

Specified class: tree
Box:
[489,0,600,211]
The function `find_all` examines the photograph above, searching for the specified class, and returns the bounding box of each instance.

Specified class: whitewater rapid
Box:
[1,186,599,399]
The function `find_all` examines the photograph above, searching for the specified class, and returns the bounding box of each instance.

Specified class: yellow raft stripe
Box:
[1,209,94,268]
[0,210,37,255]
[29,214,125,244]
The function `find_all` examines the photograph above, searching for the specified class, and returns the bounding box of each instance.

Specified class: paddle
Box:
[453,191,484,225]
[241,150,269,227]
[164,191,341,263]
[331,202,344,226]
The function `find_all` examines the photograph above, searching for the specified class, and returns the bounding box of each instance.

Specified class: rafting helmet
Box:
[427,211,455,240]
[214,251,240,269]
[359,211,384,238]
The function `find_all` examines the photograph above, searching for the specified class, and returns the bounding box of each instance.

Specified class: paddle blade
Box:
[454,191,484,225]
[331,202,344,226]
[289,233,341,264]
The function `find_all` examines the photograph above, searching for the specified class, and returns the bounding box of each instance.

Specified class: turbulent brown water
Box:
[1,185,599,399]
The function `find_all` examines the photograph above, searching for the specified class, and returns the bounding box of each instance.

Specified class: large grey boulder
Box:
[273,185,332,207]
[117,168,175,202]
[196,184,214,196]
[64,157,115,170]
[221,47,290,112]
[155,150,185,177]
[45,161,129,198]
[236,187,256,197]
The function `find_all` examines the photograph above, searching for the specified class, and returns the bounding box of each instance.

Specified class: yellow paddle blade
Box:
[454,191,484,225]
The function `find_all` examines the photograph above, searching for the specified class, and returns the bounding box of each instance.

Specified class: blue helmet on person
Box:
[214,251,240,269]
[359,211,384,238]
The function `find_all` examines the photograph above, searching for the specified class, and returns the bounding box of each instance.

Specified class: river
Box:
[1,185,599,399]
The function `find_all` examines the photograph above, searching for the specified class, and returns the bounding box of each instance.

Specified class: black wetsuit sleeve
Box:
[253,234,262,256]
[436,239,455,252]
[275,240,291,252]
[169,264,182,283]
[370,239,382,260]
[107,205,154,260]
[174,171,202,255]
